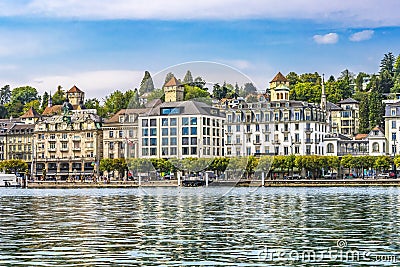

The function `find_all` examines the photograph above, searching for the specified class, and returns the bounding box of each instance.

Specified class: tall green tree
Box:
[358,92,370,133]
[369,89,384,127]
[380,52,395,75]
[40,91,49,112]
[290,82,321,103]
[10,86,39,105]
[52,85,66,105]
[355,72,369,91]
[184,85,210,100]
[0,85,11,105]
[139,71,155,95]
[286,72,299,88]
[243,82,257,95]
[193,76,206,89]
[183,70,193,84]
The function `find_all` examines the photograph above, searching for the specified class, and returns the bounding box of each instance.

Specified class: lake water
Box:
[0,187,400,266]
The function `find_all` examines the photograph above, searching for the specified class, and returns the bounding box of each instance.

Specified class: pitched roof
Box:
[270,72,288,83]
[20,107,41,118]
[371,126,384,132]
[326,101,342,111]
[164,77,182,87]
[42,105,62,116]
[142,100,225,117]
[354,134,368,140]
[105,108,150,123]
[67,85,83,93]
[337,98,359,105]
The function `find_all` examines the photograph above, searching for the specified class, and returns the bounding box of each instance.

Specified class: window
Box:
[182,137,189,145]
[306,145,311,155]
[255,124,260,132]
[191,137,197,145]
[170,128,177,136]
[50,134,55,139]
[162,118,168,126]
[391,109,396,116]
[162,128,168,136]
[236,125,240,131]
[109,142,114,150]
[182,147,189,155]
[150,138,157,146]
[119,131,123,138]
[86,132,93,138]
[62,133,68,139]
[392,121,397,129]
[162,148,168,156]
[392,133,397,141]
[295,146,300,154]
[150,119,156,126]
[190,117,197,125]
[170,147,177,155]
[372,142,379,152]
[246,147,251,156]
[295,112,300,120]
[182,127,189,135]
[142,148,149,155]
[142,138,149,146]
[265,135,269,141]
[142,128,148,136]
[191,147,197,155]
[162,138,168,146]
[170,118,177,126]
[327,143,334,153]
[142,119,148,127]
[182,117,189,125]
[295,124,299,130]
[161,107,181,115]
[227,114,232,123]
[150,128,157,136]
[227,125,232,133]
[150,148,157,155]
[191,127,197,135]
[170,137,177,145]
[284,147,289,155]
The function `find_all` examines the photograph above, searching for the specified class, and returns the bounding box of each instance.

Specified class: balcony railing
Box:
[305,139,313,144]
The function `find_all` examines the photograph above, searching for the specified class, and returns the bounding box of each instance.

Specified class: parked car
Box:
[377,173,390,179]
[324,172,337,179]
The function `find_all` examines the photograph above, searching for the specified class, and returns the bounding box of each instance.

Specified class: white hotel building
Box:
[224,72,327,156]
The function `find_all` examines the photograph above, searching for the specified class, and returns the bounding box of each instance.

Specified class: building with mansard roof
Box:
[224,72,327,156]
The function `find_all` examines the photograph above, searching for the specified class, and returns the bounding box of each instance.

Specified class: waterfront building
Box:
[324,127,387,157]
[103,107,150,160]
[224,72,327,156]
[384,101,400,156]
[32,89,103,180]
[328,98,360,137]
[138,100,225,159]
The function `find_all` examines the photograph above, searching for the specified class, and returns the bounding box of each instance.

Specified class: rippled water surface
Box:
[1,187,400,266]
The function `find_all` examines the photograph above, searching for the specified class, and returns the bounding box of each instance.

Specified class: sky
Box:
[0,0,400,99]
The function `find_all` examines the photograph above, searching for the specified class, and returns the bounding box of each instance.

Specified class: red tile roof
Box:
[164,77,182,87]
[270,72,288,83]
[42,105,62,116]
[20,107,41,118]
[354,134,368,140]
[67,85,83,93]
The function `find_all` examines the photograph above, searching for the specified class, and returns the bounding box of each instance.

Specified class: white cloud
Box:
[313,33,339,44]
[349,30,374,42]
[0,1,400,27]
[21,70,145,100]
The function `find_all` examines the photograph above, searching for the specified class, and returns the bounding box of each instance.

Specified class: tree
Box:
[212,83,234,100]
[127,88,141,108]
[379,69,394,94]
[10,86,39,105]
[0,105,7,119]
[374,156,391,172]
[369,81,384,127]
[164,72,175,85]
[355,72,369,91]
[299,72,321,84]
[286,72,299,88]
[99,158,115,177]
[103,90,135,116]
[113,158,128,180]
[380,52,395,75]
[183,70,194,84]
[41,91,49,111]
[139,71,155,95]
[184,85,210,101]
[84,98,106,117]
[243,82,257,95]
[290,82,321,103]
[146,89,164,102]
[193,76,206,89]
[0,85,11,105]
[23,100,40,113]
[52,86,66,105]
[358,92,370,133]
[0,159,28,174]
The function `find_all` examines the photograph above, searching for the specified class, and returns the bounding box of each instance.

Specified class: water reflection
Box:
[0,187,399,266]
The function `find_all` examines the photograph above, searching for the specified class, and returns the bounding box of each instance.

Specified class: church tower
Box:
[163,77,184,102]
[269,72,290,102]
[321,74,327,112]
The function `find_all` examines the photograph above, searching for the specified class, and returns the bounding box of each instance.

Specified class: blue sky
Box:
[0,0,400,99]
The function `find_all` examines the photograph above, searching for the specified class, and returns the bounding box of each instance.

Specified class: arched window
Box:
[327,143,334,153]
[372,142,379,152]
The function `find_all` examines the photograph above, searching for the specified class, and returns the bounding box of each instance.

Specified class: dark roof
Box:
[337,98,359,105]
[142,100,224,117]
[270,72,288,83]
[145,99,162,108]
[164,77,182,87]
[67,85,83,93]
[326,101,342,111]
[20,107,41,118]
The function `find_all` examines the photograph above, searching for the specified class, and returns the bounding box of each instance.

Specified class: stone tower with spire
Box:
[321,74,327,112]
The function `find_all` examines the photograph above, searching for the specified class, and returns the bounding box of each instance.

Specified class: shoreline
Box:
[23,178,400,188]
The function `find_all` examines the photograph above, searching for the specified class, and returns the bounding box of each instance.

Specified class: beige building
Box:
[328,98,359,137]
[33,89,103,180]
[102,107,150,160]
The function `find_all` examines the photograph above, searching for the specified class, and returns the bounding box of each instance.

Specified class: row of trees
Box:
[0,159,28,174]
[122,155,397,180]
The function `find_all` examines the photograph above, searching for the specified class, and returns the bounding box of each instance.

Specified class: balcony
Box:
[253,140,262,145]
[262,129,271,133]
[48,147,56,152]
[73,147,81,151]
[281,128,290,133]
[305,127,313,133]
[305,139,313,144]
[272,139,280,145]
[293,139,301,144]
[60,147,69,152]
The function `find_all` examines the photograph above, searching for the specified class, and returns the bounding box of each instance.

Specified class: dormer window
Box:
[391,109,396,116]
[119,116,125,123]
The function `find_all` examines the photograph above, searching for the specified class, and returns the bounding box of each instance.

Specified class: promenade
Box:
[26,178,400,188]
